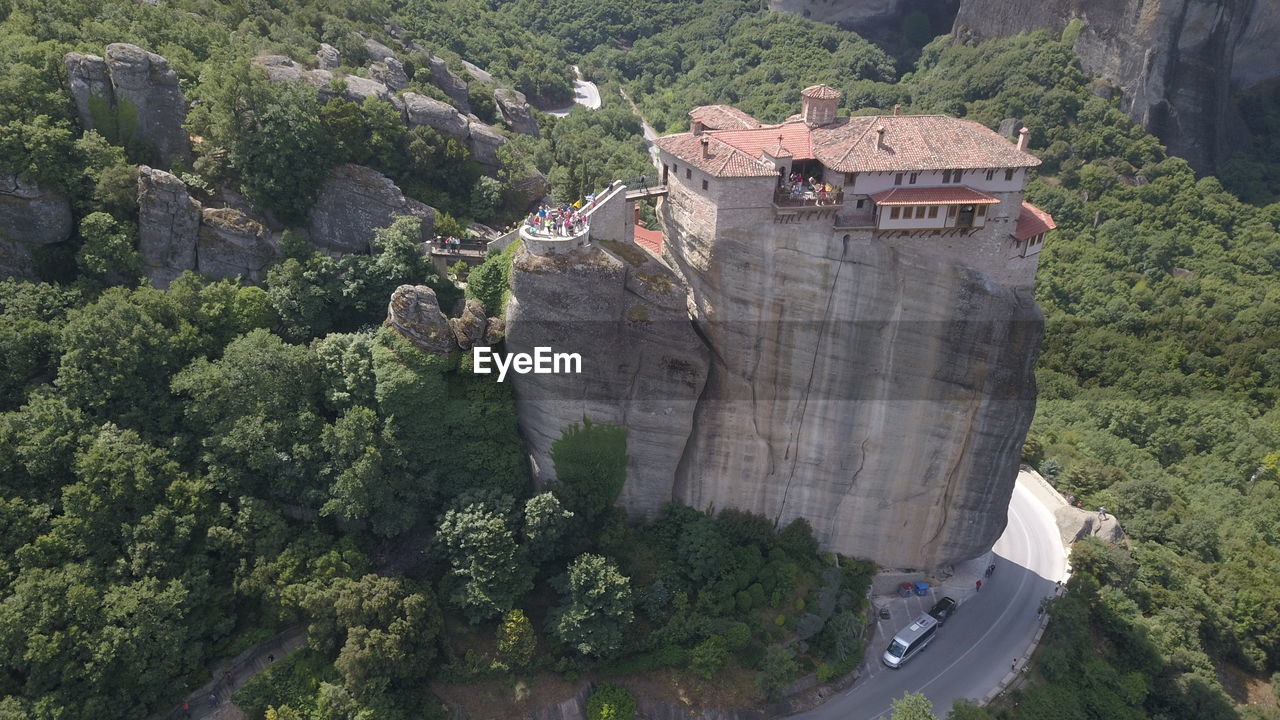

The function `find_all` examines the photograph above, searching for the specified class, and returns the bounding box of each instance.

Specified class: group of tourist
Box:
[782,173,839,205]
[525,199,591,238]
[434,235,467,252]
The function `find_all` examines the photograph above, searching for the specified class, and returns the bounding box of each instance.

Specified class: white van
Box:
[882,613,939,668]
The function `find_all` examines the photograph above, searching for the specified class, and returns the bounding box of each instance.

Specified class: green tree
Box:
[522,491,574,566]
[586,684,636,720]
[690,635,729,679]
[549,419,628,522]
[890,693,938,720]
[497,609,536,666]
[436,499,534,622]
[756,645,798,699]
[74,212,142,284]
[549,553,634,657]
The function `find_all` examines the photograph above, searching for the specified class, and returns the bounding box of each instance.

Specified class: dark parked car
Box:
[928,596,957,625]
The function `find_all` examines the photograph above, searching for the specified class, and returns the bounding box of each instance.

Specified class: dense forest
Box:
[3,0,1280,718]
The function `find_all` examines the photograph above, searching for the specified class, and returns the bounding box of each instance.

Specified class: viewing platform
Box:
[519,223,591,256]
[773,189,844,209]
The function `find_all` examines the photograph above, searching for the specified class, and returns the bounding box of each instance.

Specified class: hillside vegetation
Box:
[3,0,1280,719]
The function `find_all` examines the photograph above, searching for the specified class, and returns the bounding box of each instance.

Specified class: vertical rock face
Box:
[316,43,342,70]
[426,55,472,114]
[506,243,710,518]
[64,44,192,168]
[0,174,74,280]
[660,202,1042,569]
[136,166,201,288]
[951,0,1280,172]
[308,164,436,255]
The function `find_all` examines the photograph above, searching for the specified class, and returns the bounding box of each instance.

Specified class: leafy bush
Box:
[586,684,636,720]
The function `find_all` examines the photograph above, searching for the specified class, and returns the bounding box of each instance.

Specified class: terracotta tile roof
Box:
[869,186,1000,206]
[634,225,663,254]
[654,133,778,178]
[659,107,1040,178]
[713,123,813,160]
[802,84,841,99]
[812,115,1041,172]
[1014,201,1056,240]
[689,104,761,131]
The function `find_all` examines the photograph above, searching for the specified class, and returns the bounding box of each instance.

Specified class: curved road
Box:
[547,65,601,117]
[795,476,1067,719]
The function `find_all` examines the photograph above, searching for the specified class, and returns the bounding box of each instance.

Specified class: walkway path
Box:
[547,65,601,117]
[619,88,660,168]
[154,627,307,720]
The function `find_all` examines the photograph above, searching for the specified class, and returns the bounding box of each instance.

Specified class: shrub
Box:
[690,635,729,679]
[586,684,636,720]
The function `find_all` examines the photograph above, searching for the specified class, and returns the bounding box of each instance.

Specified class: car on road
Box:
[928,596,957,625]
[882,613,938,668]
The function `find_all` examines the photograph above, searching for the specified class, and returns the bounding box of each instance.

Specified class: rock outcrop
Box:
[494,87,539,137]
[316,43,342,70]
[506,243,710,517]
[137,166,201,287]
[505,202,1042,569]
[449,298,490,350]
[466,122,506,169]
[136,166,283,286]
[198,208,280,283]
[0,174,74,280]
[1054,505,1125,546]
[385,284,459,354]
[402,92,470,139]
[370,57,410,91]
[951,0,1280,172]
[64,43,192,168]
[426,55,472,114]
[309,164,435,255]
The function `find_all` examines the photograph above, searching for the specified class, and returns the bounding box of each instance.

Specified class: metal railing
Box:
[774,190,844,207]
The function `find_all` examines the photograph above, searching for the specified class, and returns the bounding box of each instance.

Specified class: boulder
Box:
[426,55,471,113]
[385,284,459,354]
[370,57,409,91]
[0,238,35,281]
[339,74,393,104]
[503,167,551,215]
[64,44,192,168]
[308,164,435,255]
[197,207,279,283]
[449,298,489,350]
[494,87,539,137]
[1054,506,1126,546]
[460,60,493,85]
[0,173,74,247]
[362,35,397,63]
[136,166,201,288]
[253,55,309,83]
[316,43,342,70]
[467,121,507,168]
[485,315,506,344]
[401,92,470,140]
[997,117,1023,139]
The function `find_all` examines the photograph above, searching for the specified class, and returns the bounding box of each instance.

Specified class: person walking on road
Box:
[976,579,982,592]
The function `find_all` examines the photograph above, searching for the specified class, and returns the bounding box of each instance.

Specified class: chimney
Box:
[700,137,710,158]
[692,119,704,136]
[1017,127,1030,152]
[893,104,901,116]
[875,126,886,149]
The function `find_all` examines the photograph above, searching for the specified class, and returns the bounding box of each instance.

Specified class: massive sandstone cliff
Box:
[505,212,1041,569]
[950,0,1280,173]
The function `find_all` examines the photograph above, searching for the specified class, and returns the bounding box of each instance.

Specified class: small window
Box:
[894,173,903,186]
[915,206,927,218]
[951,170,962,183]
[1005,168,1015,181]
[909,172,918,185]
[927,206,938,218]
[701,179,708,190]
[845,173,857,185]
[856,199,865,208]
[942,170,951,183]
[673,163,678,173]
[985,169,995,181]
[977,205,987,217]
[890,207,901,219]
[947,206,956,217]
[686,168,692,180]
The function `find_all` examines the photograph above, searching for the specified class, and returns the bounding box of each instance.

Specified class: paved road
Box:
[548,65,601,117]
[794,476,1067,719]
